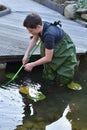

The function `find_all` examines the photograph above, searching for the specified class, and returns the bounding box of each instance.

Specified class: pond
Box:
[0,54,87,130]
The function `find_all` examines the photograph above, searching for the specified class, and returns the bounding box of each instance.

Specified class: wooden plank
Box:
[0,0,87,62]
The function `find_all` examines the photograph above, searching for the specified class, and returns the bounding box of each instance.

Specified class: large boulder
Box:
[64,4,77,19]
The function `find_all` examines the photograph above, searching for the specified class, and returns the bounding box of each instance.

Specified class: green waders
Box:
[40,33,77,85]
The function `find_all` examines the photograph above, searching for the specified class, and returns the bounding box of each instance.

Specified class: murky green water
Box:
[0,54,87,130]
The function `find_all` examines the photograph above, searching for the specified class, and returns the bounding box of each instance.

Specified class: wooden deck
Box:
[0,0,87,62]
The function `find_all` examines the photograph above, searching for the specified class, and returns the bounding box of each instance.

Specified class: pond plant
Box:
[74,0,87,20]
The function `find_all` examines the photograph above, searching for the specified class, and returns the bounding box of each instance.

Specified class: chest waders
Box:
[40,33,77,85]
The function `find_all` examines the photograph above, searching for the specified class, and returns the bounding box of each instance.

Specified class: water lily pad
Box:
[67,82,82,90]
[19,86,46,102]
[6,73,18,79]
[28,91,46,102]
[19,86,29,95]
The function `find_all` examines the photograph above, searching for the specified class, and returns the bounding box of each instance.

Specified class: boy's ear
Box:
[37,25,41,29]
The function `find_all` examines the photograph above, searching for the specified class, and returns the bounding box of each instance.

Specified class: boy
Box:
[22,13,81,90]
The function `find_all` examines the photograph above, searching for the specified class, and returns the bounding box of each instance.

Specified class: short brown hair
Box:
[23,13,42,28]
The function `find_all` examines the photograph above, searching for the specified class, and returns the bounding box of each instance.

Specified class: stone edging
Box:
[33,0,64,15]
[0,6,11,17]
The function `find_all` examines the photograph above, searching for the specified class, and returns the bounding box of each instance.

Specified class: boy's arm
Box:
[22,35,39,64]
[24,48,54,71]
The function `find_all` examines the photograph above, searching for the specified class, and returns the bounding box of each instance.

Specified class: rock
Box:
[64,4,77,19]
[76,8,87,14]
[81,13,87,21]
[0,63,7,70]
[64,0,76,4]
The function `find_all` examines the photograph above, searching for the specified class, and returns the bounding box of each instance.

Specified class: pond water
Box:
[0,54,87,130]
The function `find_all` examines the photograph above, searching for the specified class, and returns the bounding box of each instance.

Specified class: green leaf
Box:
[28,92,46,102]
[6,73,18,79]
[19,86,46,102]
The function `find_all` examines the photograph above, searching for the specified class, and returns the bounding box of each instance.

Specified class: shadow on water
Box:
[0,54,87,130]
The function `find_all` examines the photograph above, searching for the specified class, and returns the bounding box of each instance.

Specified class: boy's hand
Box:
[24,62,34,72]
[22,55,28,65]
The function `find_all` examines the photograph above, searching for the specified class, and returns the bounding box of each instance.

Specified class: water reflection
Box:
[46,105,72,130]
[0,85,24,130]
[0,54,87,130]
[17,78,87,130]
[0,69,6,83]
[14,54,87,130]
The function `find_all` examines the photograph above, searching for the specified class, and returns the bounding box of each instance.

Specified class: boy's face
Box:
[27,25,41,35]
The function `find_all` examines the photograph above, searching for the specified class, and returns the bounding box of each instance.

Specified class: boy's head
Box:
[23,13,42,29]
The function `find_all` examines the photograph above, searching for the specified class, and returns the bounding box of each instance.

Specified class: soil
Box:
[0,4,6,11]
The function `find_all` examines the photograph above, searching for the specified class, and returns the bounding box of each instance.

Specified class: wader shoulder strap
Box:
[51,21,62,27]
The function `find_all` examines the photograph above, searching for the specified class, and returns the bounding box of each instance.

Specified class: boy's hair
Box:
[23,13,42,28]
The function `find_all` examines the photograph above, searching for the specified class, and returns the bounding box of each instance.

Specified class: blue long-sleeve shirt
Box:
[39,22,65,49]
